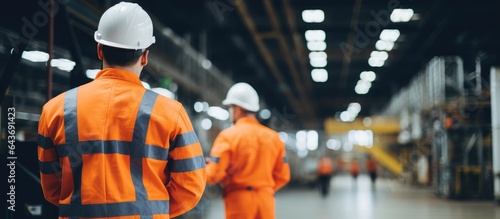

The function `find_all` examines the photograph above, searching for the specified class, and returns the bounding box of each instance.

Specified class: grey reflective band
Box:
[63,88,81,204]
[37,134,54,149]
[39,160,61,174]
[169,156,206,172]
[283,157,288,163]
[59,200,170,218]
[170,131,199,150]
[211,156,220,164]
[64,88,79,143]
[56,141,169,161]
[132,90,158,202]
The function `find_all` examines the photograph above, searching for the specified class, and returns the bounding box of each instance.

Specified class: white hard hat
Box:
[94,2,156,50]
[222,82,260,112]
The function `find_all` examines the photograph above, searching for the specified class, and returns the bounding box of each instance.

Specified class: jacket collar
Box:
[95,68,142,86]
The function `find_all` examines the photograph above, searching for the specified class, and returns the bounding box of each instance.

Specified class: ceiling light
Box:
[348,102,361,114]
[309,51,327,60]
[307,41,327,51]
[311,69,328,82]
[194,101,204,113]
[50,58,76,72]
[340,111,354,122]
[310,59,327,68]
[357,80,372,89]
[360,71,377,82]
[375,40,394,51]
[379,29,400,42]
[305,30,326,41]
[207,106,229,121]
[355,85,369,94]
[302,10,325,23]
[201,118,212,130]
[306,130,319,151]
[201,59,212,69]
[296,130,307,151]
[326,139,341,150]
[368,57,385,67]
[86,69,100,79]
[259,109,271,120]
[370,51,389,61]
[22,51,49,62]
[390,9,414,22]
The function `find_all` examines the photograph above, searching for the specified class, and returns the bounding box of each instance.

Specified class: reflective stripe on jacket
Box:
[38,68,207,218]
[206,117,290,193]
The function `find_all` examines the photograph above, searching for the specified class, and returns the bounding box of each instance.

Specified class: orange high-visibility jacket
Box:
[206,117,290,193]
[37,68,207,219]
[317,157,334,175]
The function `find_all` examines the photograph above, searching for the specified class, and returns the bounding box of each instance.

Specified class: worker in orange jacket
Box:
[350,158,360,181]
[37,2,206,218]
[206,82,291,219]
[317,156,334,197]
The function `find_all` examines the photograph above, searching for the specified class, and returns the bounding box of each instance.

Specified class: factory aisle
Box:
[204,174,500,219]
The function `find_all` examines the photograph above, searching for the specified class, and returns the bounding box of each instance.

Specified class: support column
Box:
[490,67,500,203]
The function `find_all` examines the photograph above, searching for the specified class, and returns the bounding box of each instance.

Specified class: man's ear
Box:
[141,50,149,66]
[97,44,103,60]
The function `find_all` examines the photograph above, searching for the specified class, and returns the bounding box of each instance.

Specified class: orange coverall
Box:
[206,117,290,219]
[38,68,207,219]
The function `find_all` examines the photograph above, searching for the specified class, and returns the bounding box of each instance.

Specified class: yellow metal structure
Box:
[324,116,400,134]
[357,145,403,176]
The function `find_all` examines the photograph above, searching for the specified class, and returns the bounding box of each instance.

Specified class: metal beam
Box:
[338,0,363,90]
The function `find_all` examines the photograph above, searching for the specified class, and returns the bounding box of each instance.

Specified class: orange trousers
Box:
[224,187,275,219]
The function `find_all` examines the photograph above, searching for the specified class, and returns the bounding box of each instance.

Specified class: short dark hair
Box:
[101,45,144,67]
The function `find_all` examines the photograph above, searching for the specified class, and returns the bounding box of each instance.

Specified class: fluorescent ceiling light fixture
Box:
[86,69,100,79]
[340,111,355,122]
[370,51,389,61]
[51,58,76,72]
[305,30,326,41]
[279,132,289,143]
[375,40,394,51]
[348,130,373,147]
[379,29,400,42]
[202,102,209,112]
[311,69,328,82]
[22,51,49,62]
[297,149,308,158]
[306,130,319,151]
[307,41,327,51]
[310,59,327,68]
[360,71,376,82]
[368,57,385,67]
[259,109,271,120]
[194,101,204,113]
[201,59,212,69]
[390,9,414,23]
[302,10,325,23]
[309,51,327,60]
[201,118,212,130]
[296,130,307,151]
[150,87,176,99]
[357,80,372,89]
[348,102,361,114]
[355,84,369,94]
[326,139,341,151]
[207,106,229,121]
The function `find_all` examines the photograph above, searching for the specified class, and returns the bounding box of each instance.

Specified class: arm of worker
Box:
[272,138,291,191]
[37,106,61,206]
[206,134,231,185]
[166,106,207,218]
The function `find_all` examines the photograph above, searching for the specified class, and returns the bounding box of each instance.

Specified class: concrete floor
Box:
[202,174,500,219]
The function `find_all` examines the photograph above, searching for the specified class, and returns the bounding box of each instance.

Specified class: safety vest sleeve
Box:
[206,132,232,185]
[166,105,207,218]
[272,138,290,191]
[37,101,62,207]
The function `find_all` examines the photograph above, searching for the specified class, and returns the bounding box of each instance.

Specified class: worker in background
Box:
[205,82,291,219]
[366,155,378,186]
[37,2,206,218]
[316,155,334,197]
[350,158,360,182]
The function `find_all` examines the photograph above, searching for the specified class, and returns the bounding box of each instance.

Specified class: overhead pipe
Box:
[234,0,305,117]
[338,0,362,90]
[491,67,500,204]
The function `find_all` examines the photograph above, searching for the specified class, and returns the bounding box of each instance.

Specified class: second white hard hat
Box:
[222,82,260,112]
[94,2,156,50]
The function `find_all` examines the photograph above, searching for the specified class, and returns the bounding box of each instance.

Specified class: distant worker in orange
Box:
[37,2,206,218]
[366,155,378,185]
[317,155,334,197]
[350,158,360,181]
[206,82,291,219]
